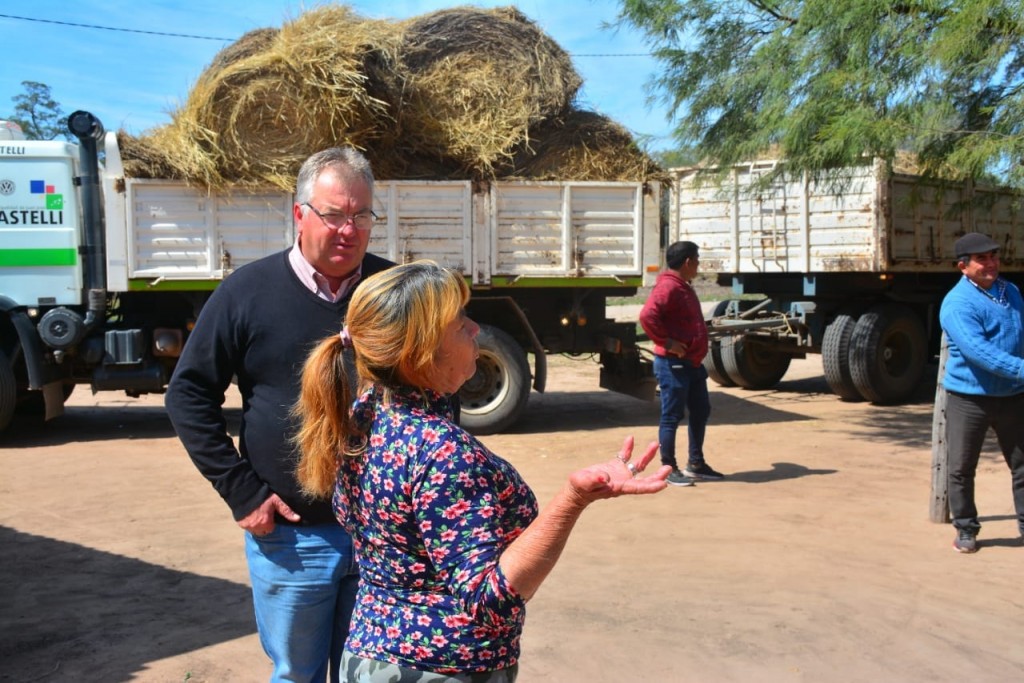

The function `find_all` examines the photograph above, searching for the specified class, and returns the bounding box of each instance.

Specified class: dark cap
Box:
[955,232,1000,259]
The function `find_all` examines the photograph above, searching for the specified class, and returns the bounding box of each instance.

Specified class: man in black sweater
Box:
[165,147,392,683]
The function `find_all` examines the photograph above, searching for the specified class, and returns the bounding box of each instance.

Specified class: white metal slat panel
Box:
[672,173,735,272]
[800,168,876,271]
[673,164,883,273]
[213,192,293,273]
[490,182,645,277]
[888,177,968,267]
[129,182,212,277]
[729,164,878,273]
[129,182,293,278]
[736,170,811,272]
[973,190,1024,261]
[370,181,471,271]
[888,177,1024,268]
[570,184,643,274]
[732,167,794,273]
[492,183,567,275]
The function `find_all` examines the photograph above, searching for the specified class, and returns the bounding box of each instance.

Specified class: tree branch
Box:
[745,0,798,26]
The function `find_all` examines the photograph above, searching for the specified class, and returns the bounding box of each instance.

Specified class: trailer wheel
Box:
[458,324,531,435]
[704,301,736,387]
[0,348,15,433]
[720,335,791,390]
[822,312,863,401]
[848,303,927,404]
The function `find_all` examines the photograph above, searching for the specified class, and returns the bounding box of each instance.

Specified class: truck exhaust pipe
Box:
[67,111,107,331]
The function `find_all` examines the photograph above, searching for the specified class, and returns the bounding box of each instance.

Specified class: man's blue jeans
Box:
[245,523,359,683]
[653,355,711,470]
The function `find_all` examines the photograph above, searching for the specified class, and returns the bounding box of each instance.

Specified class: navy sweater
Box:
[165,249,393,525]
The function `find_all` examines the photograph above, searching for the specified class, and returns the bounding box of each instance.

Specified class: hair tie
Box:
[339,327,353,349]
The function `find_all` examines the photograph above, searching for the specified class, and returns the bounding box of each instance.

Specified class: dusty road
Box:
[2,354,1022,682]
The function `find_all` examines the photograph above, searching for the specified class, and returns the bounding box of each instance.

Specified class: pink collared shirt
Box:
[288,241,362,302]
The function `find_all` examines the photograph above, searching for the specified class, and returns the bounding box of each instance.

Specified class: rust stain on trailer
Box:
[822,257,872,272]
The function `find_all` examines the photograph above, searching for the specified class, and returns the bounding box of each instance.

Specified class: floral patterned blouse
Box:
[335,384,540,674]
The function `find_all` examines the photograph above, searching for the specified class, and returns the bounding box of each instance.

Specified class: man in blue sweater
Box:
[165,147,392,680]
[939,231,1024,554]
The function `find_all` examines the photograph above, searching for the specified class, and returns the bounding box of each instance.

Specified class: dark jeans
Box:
[946,391,1024,535]
[653,355,711,470]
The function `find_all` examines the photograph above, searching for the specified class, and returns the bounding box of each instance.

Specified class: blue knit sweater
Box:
[939,275,1024,396]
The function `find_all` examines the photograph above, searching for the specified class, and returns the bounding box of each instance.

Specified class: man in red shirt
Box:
[639,241,723,485]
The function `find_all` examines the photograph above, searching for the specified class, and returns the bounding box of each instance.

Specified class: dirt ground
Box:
[3,352,1023,683]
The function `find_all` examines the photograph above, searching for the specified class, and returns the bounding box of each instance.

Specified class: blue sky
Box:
[1,1,677,152]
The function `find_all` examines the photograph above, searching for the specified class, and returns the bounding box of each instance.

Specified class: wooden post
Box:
[929,332,950,523]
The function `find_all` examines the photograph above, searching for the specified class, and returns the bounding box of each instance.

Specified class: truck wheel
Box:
[848,303,927,404]
[822,312,863,401]
[720,335,791,390]
[458,324,531,435]
[704,301,736,387]
[0,348,15,432]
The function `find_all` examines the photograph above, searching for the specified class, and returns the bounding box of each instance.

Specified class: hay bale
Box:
[398,5,582,176]
[512,109,662,182]
[116,5,653,186]
[116,130,180,180]
[206,27,279,73]
[132,6,404,190]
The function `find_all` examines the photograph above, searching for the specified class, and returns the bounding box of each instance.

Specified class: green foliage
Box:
[617,0,1024,188]
[652,145,701,168]
[8,81,69,141]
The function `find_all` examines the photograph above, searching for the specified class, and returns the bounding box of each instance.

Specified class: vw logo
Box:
[0,179,14,196]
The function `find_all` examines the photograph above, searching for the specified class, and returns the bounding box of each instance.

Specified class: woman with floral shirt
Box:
[294,261,670,681]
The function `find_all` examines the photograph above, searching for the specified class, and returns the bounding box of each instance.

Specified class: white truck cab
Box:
[0,120,27,141]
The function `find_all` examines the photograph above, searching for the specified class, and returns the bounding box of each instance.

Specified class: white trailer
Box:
[671,159,1024,403]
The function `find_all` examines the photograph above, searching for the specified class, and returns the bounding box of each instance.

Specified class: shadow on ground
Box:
[724,461,838,484]
[3,404,242,448]
[0,526,255,682]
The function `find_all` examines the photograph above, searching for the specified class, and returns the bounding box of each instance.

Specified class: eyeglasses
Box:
[302,203,378,231]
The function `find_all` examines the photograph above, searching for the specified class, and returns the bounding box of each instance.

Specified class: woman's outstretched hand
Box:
[567,436,671,504]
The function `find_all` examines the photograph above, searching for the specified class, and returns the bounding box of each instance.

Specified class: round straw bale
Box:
[159,5,403,190]
[398,5,583,176]
[206,27,279,74]
[116,130,179,179]
[512,109,663,181]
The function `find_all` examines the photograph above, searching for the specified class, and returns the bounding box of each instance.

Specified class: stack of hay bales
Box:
[119,4,661,191]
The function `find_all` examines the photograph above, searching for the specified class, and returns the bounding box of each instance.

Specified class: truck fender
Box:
[0,296,46,391]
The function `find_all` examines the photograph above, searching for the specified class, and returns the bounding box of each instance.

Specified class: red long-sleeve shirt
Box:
[639,270,709,364]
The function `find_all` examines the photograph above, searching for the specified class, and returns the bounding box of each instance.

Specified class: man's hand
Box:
[667,339,689,358]
[238,494,301,536]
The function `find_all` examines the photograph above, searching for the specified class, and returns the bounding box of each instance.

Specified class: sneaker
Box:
[666,469,695,487]
[953,529,978,554]
[684,462,725,481]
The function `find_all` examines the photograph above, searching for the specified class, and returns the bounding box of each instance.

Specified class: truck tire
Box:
[848,303,927,404]
[458,324,531,435]
[720,335,791,390]
[0,348,15,433]
[822,312,863,401]
[704,301,736,387]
